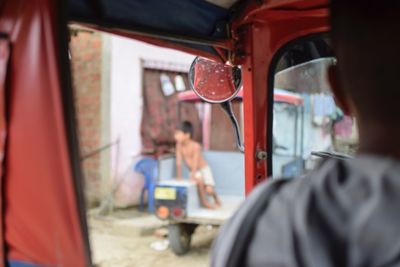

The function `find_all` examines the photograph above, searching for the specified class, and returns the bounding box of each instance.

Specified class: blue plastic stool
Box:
[134,158,158,213]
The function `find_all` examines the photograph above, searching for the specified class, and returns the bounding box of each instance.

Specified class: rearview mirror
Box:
[188,57,244,152]
[188,57,241,103]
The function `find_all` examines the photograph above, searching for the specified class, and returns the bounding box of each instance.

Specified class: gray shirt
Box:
[212,156,400,267]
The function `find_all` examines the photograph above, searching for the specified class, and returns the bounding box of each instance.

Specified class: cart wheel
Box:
[168,223,197,255]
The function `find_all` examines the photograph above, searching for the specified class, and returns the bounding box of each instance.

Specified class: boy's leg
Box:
[201,167,220,207]
[205,185,221,207]
[195,179,215,209]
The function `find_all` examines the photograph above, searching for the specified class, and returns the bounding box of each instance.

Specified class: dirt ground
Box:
[89,209,217,267]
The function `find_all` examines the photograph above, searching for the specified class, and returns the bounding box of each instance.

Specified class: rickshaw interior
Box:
[0,0,364,266]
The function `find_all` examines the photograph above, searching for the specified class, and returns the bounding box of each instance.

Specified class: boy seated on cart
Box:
[174,121,221,209]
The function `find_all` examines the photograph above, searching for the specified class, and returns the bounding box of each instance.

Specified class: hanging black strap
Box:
[225,179,289,267]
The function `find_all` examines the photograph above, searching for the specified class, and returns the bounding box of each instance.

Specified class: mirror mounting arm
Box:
[220,101,244,153]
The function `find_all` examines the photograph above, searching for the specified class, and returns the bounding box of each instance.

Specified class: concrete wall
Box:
[70,29,195,207]
[109,36,195,207]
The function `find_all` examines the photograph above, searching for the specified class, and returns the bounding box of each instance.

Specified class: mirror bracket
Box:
[220,101,244,153]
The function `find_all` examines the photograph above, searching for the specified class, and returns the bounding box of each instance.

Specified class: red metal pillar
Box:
[238,8,330,194]
[241,22,272,194]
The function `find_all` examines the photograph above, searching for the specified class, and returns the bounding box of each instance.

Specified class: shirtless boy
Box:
[174,121,221,209]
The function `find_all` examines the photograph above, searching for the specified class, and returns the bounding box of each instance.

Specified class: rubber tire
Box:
[168,223,196,255]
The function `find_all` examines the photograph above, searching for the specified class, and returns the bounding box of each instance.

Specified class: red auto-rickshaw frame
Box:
[231,2,329,193]
[0,0,329,266]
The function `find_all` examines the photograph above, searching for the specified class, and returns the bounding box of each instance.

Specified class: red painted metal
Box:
[232,5,329,194]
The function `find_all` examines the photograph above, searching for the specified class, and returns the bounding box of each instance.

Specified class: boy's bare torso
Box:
[177,140,207,171]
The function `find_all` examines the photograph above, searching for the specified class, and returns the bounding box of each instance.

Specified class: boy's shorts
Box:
[195,165,215,186]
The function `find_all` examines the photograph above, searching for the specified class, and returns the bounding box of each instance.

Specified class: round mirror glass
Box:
[189,57,242,103]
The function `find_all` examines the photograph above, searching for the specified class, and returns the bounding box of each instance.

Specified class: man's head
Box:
[174,121,193,143]
[329,1,400,126]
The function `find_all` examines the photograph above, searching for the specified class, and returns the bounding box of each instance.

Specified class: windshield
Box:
[271,37,359,179]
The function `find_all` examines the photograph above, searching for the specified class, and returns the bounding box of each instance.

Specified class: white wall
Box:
[109,36,195,206]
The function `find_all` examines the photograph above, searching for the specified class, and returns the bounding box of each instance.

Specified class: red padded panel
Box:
[0,1,89,266]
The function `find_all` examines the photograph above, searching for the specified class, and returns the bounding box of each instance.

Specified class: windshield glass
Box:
[272,37,359,179]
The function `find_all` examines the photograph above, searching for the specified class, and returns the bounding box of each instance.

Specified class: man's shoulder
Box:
[245,155,400,216]
[211,159,351,267]
[213,156,400,267]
